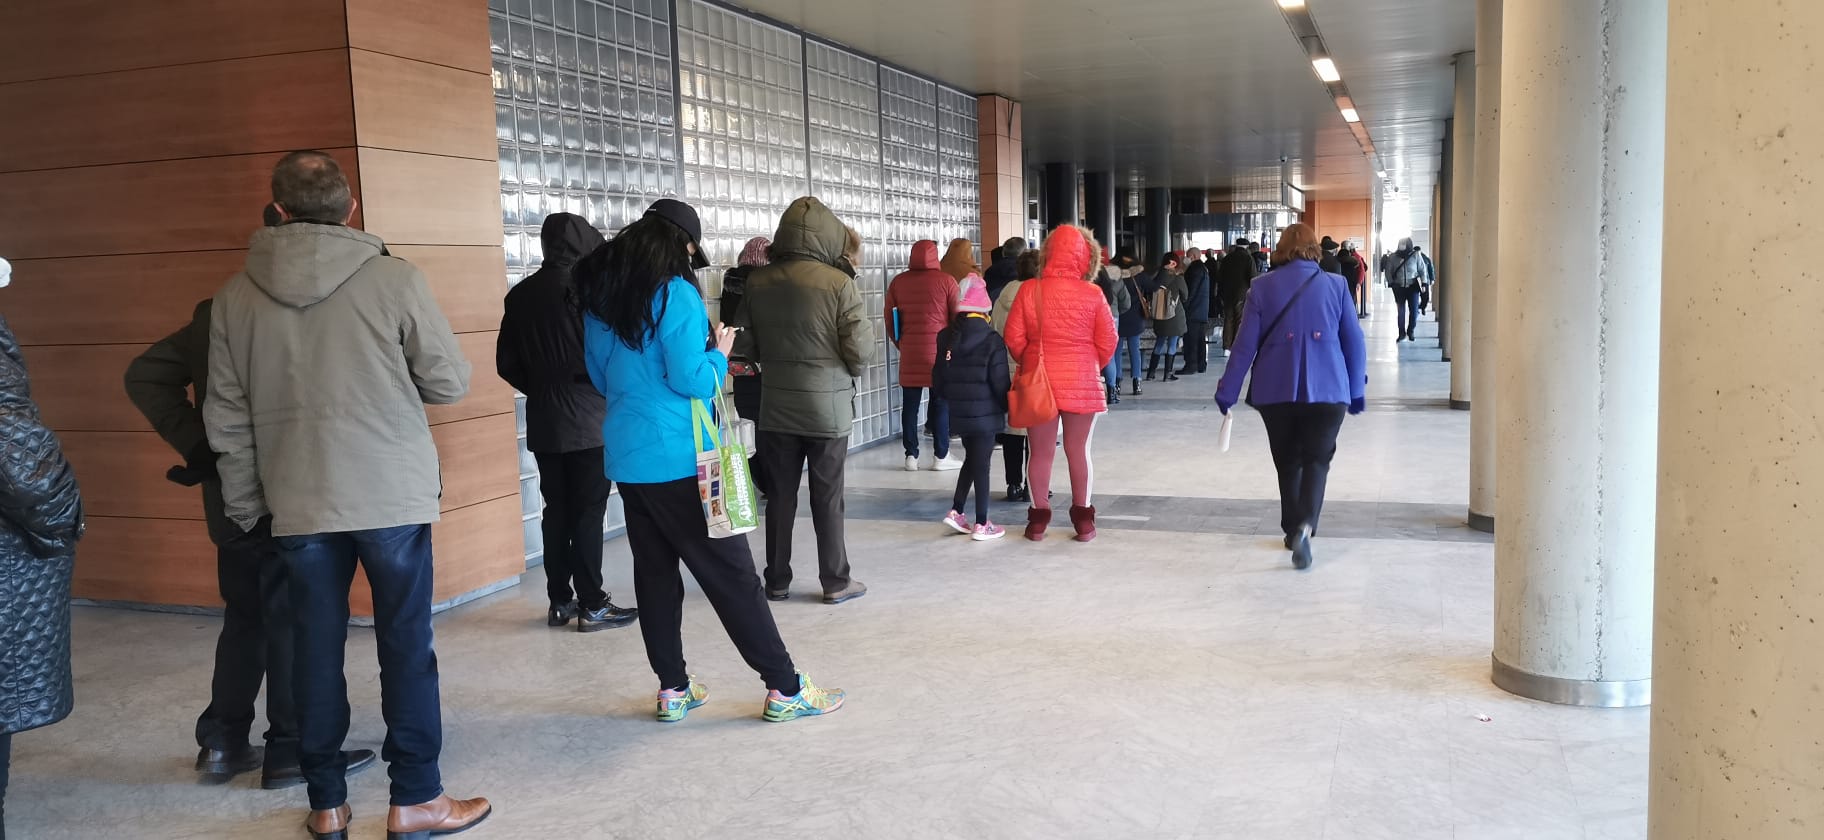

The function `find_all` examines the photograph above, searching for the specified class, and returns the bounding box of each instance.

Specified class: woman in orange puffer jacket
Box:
[1005,224,1118,542]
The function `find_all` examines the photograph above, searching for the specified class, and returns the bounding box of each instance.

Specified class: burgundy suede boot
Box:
[1069,505,1098,542]
[1025,507,1052,541]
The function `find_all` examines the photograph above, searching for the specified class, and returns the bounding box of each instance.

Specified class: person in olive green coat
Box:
[737,196,875,605]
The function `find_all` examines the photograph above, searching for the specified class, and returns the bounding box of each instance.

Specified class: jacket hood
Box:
[1039,225,1096,282]
[949,313,998,353]
[940,238,978,281]
[245,224,386,308]
[909,240,941,271]
[540,212,605,267]
[1397,237,1415,254]
[771,196,848,267]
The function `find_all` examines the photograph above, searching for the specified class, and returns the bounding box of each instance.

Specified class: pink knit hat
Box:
[958,274,993,313]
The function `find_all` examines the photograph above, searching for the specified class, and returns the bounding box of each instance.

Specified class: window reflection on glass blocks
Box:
[937,85,982,247]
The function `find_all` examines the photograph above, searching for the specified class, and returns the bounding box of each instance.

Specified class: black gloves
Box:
[166,440,219,487]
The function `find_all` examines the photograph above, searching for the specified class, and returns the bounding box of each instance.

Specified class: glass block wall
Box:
[489,0,680,561]
[489,0,981,559]
[805,41,889,447]
[879,66,940,421]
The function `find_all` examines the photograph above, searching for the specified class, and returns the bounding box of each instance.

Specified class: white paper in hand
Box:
[1219,412,1234,452]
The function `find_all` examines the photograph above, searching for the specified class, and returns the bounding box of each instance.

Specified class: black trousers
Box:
[731,374,769,496]
[533,448,611,610]
[1257,403,1348,538]
[619,479,798,694]
[950,433,997,525]
[758,431,853,595]
[1183,321,1209,371]
[997,433,1027,489]
[194,522,298,768]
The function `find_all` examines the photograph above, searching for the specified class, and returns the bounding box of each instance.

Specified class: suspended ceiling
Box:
[724,0,1472,217]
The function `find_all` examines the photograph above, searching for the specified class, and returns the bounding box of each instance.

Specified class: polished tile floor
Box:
[8,295,1648,839]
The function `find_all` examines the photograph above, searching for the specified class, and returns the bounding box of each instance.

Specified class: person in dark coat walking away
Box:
[1215,223,1367,571]
[0,258,84,835]
[577,199,846,726]
[1338,242,1367,318]
[934,276,1012,541]
[982,236,1026,304]
[1218,241,1260,351]
[498,212,640,632]
[721,236,773,495]
[885,240,962,471]
[1144,253,1189,381]
[126,297,377,790]
[1178,247,1213,374]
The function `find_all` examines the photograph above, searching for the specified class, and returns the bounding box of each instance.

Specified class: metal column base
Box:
[1449,399,1471,410]
[1467,511,1494,533]
[1490,655,1650,708]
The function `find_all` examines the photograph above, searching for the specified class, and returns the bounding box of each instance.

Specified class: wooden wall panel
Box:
[349,496,526,614]
[72,516,221,607]
[349,50,495,161]
[390,245,508,334]
[356,149,499,247]
[62,432,206,521]
[430,413,521,512]
[1,252,244,346]
[425,332,514,427]
[22,344,156,433]
[0,0,348,84]
[345,0,492,74]
[0,149,361,260]
[0,52,356,173]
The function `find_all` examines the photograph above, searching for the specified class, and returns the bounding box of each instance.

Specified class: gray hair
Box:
[271,150,353,223]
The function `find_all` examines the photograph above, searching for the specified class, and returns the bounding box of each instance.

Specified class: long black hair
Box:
[575,214,700,348]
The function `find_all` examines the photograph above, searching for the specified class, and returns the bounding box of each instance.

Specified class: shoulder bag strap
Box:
[1255,268,1324,354]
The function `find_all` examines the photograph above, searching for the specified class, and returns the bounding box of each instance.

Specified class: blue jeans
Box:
[900,386,949,459]
[1117,335,1144,384]
[277,524,442,810]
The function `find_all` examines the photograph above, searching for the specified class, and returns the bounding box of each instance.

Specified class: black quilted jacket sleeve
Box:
[0,318,83,556]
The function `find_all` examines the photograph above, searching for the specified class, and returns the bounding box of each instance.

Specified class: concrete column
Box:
[1490,0,1663,707]
[1650,2,1824,836]
[1042,162,1080,231]
[1142,187,1172,263]
[1447,52,1475,410]
[1083,171,1116,255]
[1467,0,1501,532]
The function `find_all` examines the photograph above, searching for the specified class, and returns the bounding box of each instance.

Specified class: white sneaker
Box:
[904,456,920,472]
[932,454,964,472]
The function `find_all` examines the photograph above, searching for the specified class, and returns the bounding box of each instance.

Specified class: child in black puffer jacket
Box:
[932,275,1011,541]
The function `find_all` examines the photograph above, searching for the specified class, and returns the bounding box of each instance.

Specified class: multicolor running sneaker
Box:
[942,510,971,535]
[657,678,709,723]
[972,521,1005,542]
[762,672,845,722]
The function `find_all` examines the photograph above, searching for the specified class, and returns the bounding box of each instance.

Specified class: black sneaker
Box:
[261,749,378,790]
[548,600,578,627]
[1006,485,1030,503]
[1290,524,1314,571]
[766,588,789,601]
[577,601,639,632]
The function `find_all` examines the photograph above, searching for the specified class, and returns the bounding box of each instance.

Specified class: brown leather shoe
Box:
[305,804,351,840]
[386,794,491,839]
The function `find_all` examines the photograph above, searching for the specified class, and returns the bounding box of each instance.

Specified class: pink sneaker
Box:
[972,521,1006,542]
[942,510,972,535]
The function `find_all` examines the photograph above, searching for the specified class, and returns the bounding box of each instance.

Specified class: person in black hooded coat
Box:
[0,293,84,829]
[497,213,638,631]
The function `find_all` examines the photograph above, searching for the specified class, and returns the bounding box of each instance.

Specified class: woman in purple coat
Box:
[1214,223,1367,571]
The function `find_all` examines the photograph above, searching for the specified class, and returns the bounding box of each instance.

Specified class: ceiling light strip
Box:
[1275,1,1383,183]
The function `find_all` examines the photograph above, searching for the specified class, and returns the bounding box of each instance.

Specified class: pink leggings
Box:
[1026,412,1099,510]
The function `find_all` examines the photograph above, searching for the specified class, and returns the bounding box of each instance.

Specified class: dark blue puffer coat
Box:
[930,314,1011,436]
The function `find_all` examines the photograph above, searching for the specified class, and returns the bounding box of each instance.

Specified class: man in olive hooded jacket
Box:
[736,197,874,605]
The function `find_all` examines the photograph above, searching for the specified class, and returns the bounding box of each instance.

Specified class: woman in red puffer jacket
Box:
[884,240,961,468]
[1005,225,1118,543]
